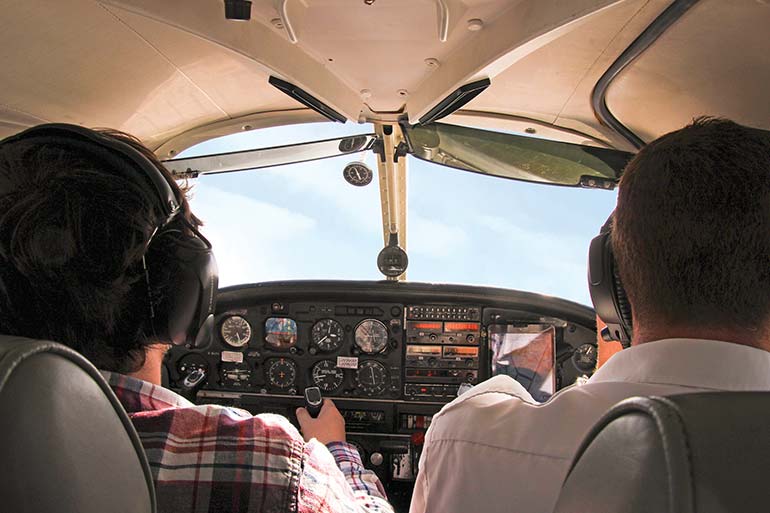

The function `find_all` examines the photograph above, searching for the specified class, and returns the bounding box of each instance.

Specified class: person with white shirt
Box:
[409,117,770,513]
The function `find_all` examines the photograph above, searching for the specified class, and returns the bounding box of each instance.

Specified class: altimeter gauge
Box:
[312,319,344,352]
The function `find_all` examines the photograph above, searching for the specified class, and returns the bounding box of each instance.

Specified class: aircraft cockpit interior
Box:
[2,0,770,512]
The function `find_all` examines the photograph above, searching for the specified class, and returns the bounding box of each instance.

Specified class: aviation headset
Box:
[0,123,218,349]
[587,213,633,348]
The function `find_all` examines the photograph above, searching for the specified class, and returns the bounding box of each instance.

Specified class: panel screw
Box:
[467,18,484,31]
[270,18,284,29]
[424,58,440,68]
[397,89,409,97]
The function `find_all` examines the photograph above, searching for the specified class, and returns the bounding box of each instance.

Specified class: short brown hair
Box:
[613,117,770,332]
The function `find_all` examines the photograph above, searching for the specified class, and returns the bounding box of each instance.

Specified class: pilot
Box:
[0,124,393,513]
[409,117,770,513]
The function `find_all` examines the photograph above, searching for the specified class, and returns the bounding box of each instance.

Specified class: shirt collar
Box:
[589,338,770,391]
[100,370,193,413]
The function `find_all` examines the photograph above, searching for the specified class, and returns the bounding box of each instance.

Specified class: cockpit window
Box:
[181,123,617,305]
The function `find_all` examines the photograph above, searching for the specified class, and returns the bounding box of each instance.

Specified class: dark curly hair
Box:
[0,128,201,373]
[613,117,770,334]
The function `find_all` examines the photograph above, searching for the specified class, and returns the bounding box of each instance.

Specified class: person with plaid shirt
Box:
[0,125,394,513]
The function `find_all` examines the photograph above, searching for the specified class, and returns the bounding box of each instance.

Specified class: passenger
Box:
[410,117,770,513]
[0,124,393,513]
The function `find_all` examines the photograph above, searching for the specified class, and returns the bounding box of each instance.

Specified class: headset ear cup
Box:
[146,231,217,349]
[588,212,633,347]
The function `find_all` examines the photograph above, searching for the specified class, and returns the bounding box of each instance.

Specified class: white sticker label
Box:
[221,351,244,363]
[336,356,359,369]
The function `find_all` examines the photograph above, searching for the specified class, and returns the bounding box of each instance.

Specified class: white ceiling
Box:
[1,0,768,153]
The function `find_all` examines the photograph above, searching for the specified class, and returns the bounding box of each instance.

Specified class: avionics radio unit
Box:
[404,305,481,400]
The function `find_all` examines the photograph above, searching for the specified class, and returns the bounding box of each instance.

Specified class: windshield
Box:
[181,123,618,306]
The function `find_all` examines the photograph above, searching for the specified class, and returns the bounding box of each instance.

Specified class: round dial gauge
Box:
[573,343,598,373]
[220,316,252,348]
[343,161,373,186]
[355,360,389,396]
[311,360,345,392]
[354,319,389,354]
[312,319,344,352]
[266,358,297,389]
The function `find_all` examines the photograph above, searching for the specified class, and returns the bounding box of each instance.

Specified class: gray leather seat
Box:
[0,335,156,513]
[554,393,770,513]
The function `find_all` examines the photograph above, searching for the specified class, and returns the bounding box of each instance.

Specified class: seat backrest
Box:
[0,335,156,513]
[554,392,770,513]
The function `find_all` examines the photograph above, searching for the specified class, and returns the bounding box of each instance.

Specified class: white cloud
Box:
[409,212,469,259]
[189,186,317,287]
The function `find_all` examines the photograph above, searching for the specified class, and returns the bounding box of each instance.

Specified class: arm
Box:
[297,400,393,513]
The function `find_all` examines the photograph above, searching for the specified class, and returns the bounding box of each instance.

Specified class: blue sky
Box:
[180,122,617,306]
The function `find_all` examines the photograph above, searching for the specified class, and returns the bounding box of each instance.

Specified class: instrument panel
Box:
[164,281,598,512]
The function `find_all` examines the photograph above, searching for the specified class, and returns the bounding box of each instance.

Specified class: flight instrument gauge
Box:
[311,360,345,392]
[266,358,297,389]
[573,343,598,373]
[355,360,388,396]
[354,319,389,354]
[220,315,252,348]
[311,319,344,352]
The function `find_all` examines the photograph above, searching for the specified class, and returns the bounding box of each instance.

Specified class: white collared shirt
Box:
[409,339,770,513]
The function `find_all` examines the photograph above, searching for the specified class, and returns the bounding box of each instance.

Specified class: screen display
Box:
[264,317,298,349]
[443,322,479,332]
[488,324,555,402]
[406,345,442,356]
[442,346,478,358]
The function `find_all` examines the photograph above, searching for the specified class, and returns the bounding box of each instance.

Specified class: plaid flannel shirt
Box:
[102,372,392,513]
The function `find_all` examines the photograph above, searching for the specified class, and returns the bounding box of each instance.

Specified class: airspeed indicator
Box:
[220,316,252,348]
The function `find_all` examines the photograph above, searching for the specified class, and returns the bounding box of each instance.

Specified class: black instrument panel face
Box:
[164,283,598,513]
[168,302,405,399]
[166,298,596,403]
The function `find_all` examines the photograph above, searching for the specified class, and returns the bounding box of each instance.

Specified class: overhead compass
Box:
[343,161,373,186]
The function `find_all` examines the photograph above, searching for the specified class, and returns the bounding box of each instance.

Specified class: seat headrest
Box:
[555,392,770,513]
[0,335,156,513]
